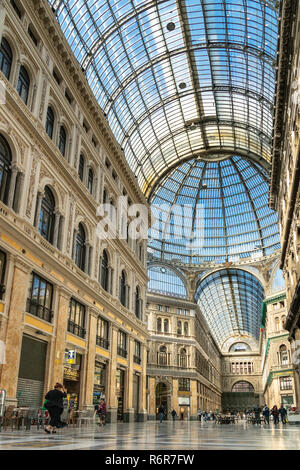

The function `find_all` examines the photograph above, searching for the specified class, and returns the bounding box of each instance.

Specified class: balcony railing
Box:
[96,336,109,350]
[117,346,127,358]
[67,319,86,339]
[26,298,53,323]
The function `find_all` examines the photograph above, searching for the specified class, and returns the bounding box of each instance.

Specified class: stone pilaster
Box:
[7,164,18,209]
[148,377,156,420]
[0,1,6,41]
[124,336,134,422]
[50,288,70,385]
[82,313,97,409]
[106,326,118,423]
[137,343,148,422]
[190,380,198,420]
[0,259,30,405]
[172,378,178,414]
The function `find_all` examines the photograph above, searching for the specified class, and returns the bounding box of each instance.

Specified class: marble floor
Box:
[0,420,299,450]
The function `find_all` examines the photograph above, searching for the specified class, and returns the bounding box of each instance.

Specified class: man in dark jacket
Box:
[44,383,67,434]
[262,404,270,424]
[254,405,261,424]
[279,405,287,424]
[158,405,164,423]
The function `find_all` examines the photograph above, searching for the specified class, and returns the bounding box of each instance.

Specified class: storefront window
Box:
[93,361,106,405]
[63,352,82,410]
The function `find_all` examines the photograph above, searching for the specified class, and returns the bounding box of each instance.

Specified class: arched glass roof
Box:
[195,269,264,349]
[149,156,280,265]
[148,264,188,298]
[48,0,279,196]
[272,268,286,292]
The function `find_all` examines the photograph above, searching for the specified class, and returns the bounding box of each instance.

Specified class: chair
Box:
[2,406,18,431]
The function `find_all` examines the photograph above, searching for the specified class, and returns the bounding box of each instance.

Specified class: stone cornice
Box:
[28,0,148,207]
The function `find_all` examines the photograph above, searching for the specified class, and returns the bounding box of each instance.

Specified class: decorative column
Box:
[57,214,65,251]
[84,243,90,274]
[50,287,70,386]
[124,337,134,422]
[106,326,118,423]
[172,378,178,416]
[0,259,30,406]
[7,164,19,209]
[83,312,97,409]
[34,190,44,228]
[52,210,61,248]
[14,171,25,214]
[148,377,156,420]
[190,380,198,420]
[72,228,78,261]
[138,343,148,422]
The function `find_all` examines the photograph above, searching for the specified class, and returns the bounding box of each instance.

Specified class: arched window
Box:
[78,154,84,181]
[87,168,94,194]
[38,186,55,243]
[275,317,280,332]
[100,250,109,291]
[135,286,140,318]
[177,321,182,335]
[158,345,168,365]
[120,270,126,307]
[232,381,254,393]
[179,348,187,367]
[164,319,169,333]
[0,38,13,80]
[45,107,54,139]
[75,223,86,271]
[157,318,162,332]
[279,345,289,366]
[17,65,30,105]
[184,322,189,336]
[0,134,12,205]
[103,189,107,204]
[281,315,286,330]
[58,126,67,156]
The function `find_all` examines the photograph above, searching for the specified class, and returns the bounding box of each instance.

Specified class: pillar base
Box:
[189,415,198,421]
[147,414,156,421]
[83,404,95,411]
[5,397,18,407]
[123,408,135,423]
[106,407,118,424]
[137,411,148,422]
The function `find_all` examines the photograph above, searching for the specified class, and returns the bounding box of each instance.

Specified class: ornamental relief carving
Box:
[39,78,48,121]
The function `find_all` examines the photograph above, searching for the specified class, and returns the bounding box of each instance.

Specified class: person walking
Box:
[254,405,261,425]
[262,404,270,424]
[158,405,164,423]
[97,398,107,426]
[44,383,67,434]
[197,409,202,422]
[171,409,177,421]
[279,405,287,424]
[271,405,279,425]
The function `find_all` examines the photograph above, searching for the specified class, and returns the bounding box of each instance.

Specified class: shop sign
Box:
[64,366,80,381]
[67,349,76,365]
[178,397,190,406]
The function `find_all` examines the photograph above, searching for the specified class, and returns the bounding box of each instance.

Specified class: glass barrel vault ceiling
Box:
[149,156,280,265]
[48,0,279,196]
[195,269,265,349]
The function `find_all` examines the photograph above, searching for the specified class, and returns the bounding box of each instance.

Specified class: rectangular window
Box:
[68,298,86,338]
[28,28,38,46]
[117,330,127,358]
[178,378,190,392]
[96,316,109,350]
[27,273,53,323]
[134,340,141,364]
[53,69,61,85]
[10,0,22,18]
[280,376,293,391]
[65,89,73,105]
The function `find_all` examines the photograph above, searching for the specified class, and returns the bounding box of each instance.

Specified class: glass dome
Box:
[195,269,264,349]
[148,156,280,266]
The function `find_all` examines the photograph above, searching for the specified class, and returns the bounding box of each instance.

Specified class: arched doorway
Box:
[156,382,170,420]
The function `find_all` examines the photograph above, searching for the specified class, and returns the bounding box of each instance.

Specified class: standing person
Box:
[262,404,270,424]
[171,409,177,421]
[44,383,67,434]
[271,405,279,425]
[158,405,164,424]
[279,405,287,424]
[254,405,261,425]
[97,398,107,426]
[197,409,202,422]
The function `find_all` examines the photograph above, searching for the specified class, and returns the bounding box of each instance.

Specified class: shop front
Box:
[16,334,48,408]
[116,368,125,421]
[178,396,190,420]
[133,372,140,419]
[93,361,107,405]
[63,350,82,409]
